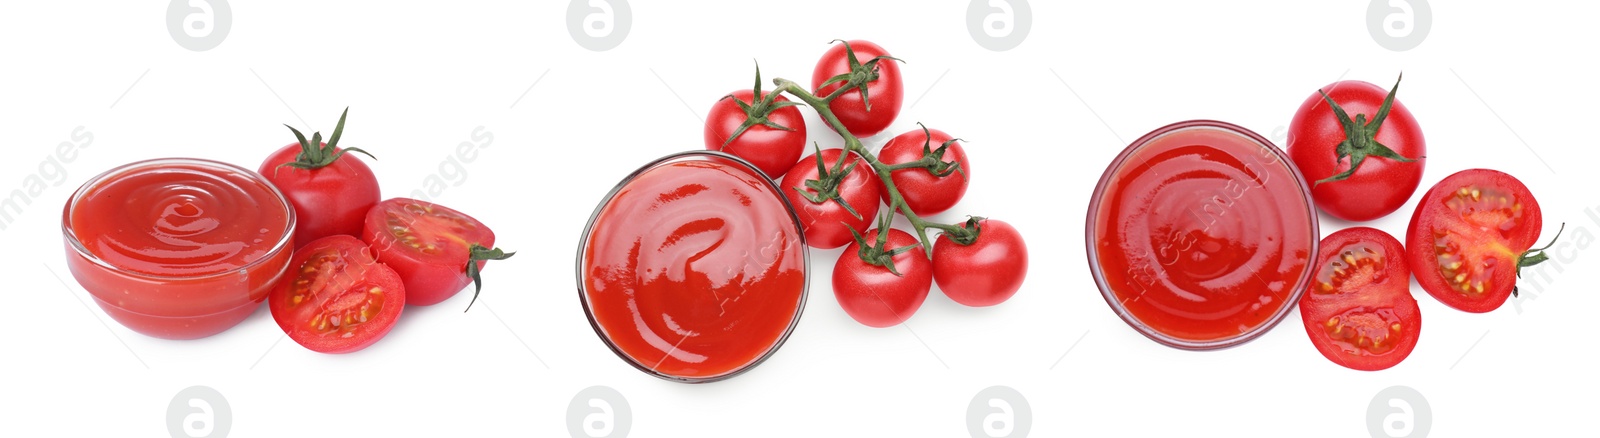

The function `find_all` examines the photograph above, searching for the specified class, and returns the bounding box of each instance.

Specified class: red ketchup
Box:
[1088,121,1317,349]
[63,158,294,340]
[581,153,806,382]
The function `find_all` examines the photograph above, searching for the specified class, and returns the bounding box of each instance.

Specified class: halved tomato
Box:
[1298,227,1420,371]
[362,198,513,308]
[1406,169,1548,313]
[269,235,405,354]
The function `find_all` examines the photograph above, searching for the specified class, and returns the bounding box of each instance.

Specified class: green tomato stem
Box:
[770,78,962,258]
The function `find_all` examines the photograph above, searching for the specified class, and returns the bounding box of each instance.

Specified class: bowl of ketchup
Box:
[62,158,295,340]
[1087,120,1318,350]
[577,151,808,383]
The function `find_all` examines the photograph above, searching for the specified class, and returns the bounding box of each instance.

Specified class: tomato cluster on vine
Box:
[703,39,1029,328]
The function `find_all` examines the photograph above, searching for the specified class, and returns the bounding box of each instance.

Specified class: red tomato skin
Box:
[1406,169,1542,313]
[1287,80,1426,222]
[933,220,1028,307]
[269,235,405,354]
[811,40,903,138]
[781,149,882,249]
[878,128,971,216]
[704,89,808,179]
[832,228,932,328]
[362,198,496,307]
[1298,227,1420,371]
[259,143,381,250]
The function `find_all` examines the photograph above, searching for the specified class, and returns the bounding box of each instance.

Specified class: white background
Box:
[2,1,1597,436]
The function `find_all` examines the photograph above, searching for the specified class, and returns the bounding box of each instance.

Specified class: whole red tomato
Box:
[269,235,405,354]
[705,65,807,179]
[1407,169,1552,313]
[259,108,381,250]
[878,125,970,216]
[1298,227,1420,371]
[932,219,1027,307]
[833,226,931,328]
[362,198,514,309]
[1287,75,1425,222]
[811,40,903,138]
[782,147,881,249]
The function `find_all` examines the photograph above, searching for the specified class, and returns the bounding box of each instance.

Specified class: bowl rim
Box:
[574,150,810,383]
[1084,119,1320,351]
[61,157,298,282]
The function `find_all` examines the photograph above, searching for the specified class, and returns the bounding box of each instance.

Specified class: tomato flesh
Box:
[1407,169,1543,313]
[269,235,404,354]
[363,198,496,307]
[1299,227,1420,371]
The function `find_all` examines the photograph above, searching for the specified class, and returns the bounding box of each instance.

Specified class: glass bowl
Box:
[576,151,809,383]
[62,158,296,340]
[1085,120,1319,350]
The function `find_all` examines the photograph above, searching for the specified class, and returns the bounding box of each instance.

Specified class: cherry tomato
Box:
[833,227,931,328]
[260,109,381,250]
[362,198,513,308]
[878,126,970,216]
[781,148,881,249]
[1407,169,1551,313]
[1287,76,1425,222]
[269,235,405,354]
[933,219,1027,307]
[705,67,808,179]
[1298,227,1420,371]
[811,40,903,138]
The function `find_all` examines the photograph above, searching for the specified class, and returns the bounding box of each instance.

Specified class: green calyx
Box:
[278,107,376,172]
[1314,74,1417,186]
[794,143,866,220]
[941,216,985,246]
[721,61,805,148]
[1513,222,1565,297]
[817,39,904,111]
[462,243,516,312]
[887,122,966,180]
[848,212,921,276]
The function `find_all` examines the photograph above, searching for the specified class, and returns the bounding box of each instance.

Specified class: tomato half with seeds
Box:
[362,198,512,308]
[1298,227,1420,371]
[1407,169,1547,313]
[269,235,404,354]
